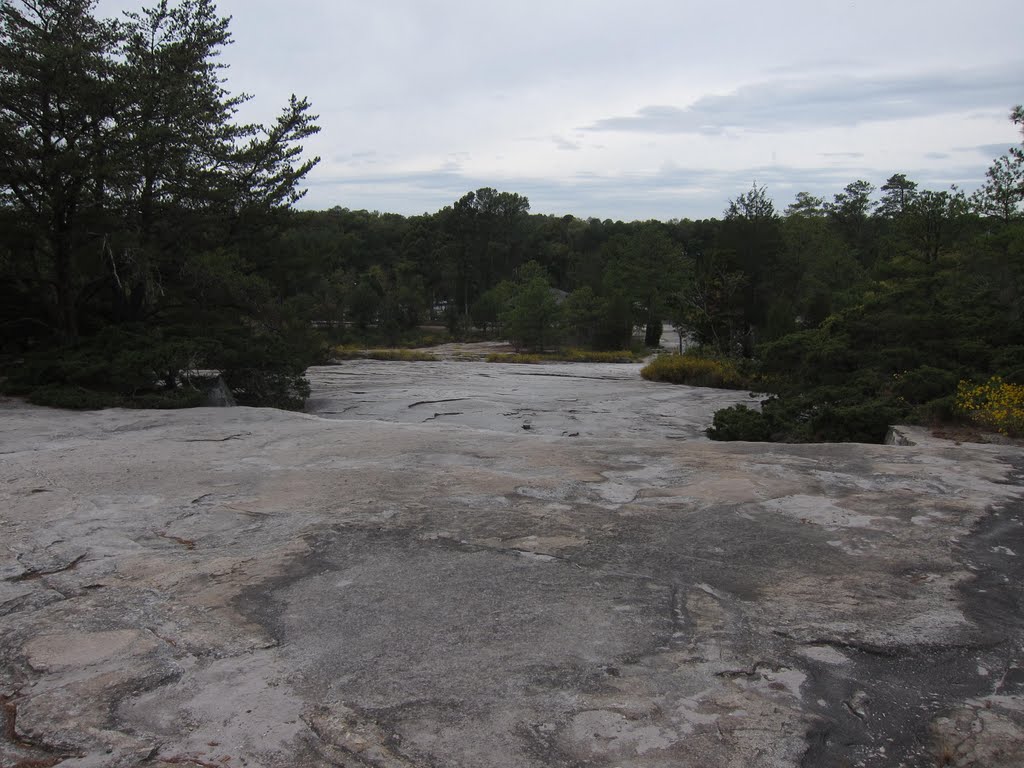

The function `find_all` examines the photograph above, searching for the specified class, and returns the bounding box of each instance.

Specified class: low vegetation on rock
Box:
[640,353,750,389]
[957,376,1024,437]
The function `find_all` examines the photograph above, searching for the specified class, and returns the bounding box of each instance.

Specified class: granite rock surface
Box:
[1,358,1022,767]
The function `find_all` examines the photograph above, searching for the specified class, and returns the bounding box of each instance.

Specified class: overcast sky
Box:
[97,0,1022,221]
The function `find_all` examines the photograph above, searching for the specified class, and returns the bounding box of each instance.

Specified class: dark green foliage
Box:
[802,399,901,444]
[471,282,514,336]
[1,320,313,410]
[22,385,206,411]
[560,286,602,347]
[993,347,1024,383]
[707,405,771,441]
[5,325,200,395]
[909,395,956,426]
[707,395,899,444]
[222,368,310,411]
[592,292,635,350]
[349,279,382,331]
[893,366,960,406]
[500,262,562,351]
[1,0,320,409]
[25,386,126,410]
[702,111,1024,443]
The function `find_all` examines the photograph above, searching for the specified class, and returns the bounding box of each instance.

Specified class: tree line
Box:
[269,148,1021,376]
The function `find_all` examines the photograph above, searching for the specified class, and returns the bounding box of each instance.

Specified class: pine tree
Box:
[0,0,320,408]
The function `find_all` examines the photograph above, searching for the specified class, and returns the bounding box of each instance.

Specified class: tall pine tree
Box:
[0,0,320,408]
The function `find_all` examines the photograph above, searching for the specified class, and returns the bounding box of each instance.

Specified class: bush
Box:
[3,326,217,410]
[26,384,121,410]
[128,389,207,409]
[992,346,1024,384]
[956,376,1024,436]
[892,365,959,405]
[222,368,310,411]
[707,405,771,441]
[641,354,749,389]
[909,395,956,425]
[710,394,902,444]
[807,400,901,443]
[19,383,206,411]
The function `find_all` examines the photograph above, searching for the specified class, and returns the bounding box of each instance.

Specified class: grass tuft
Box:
[640,353,750,389]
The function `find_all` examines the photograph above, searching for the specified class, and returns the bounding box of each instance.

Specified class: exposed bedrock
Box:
[1,359,1022,767]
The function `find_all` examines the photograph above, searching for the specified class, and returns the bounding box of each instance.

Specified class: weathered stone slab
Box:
[0,362,1022,767]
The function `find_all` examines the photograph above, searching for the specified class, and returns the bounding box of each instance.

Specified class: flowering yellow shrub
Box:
[956,376,1024,436]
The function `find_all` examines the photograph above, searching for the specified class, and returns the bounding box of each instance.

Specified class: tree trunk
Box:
[52,219,78,344]
[645,318,662,348]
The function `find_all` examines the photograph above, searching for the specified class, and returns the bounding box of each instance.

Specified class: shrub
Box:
[131,388,208,409]
[707,405,771,441]
[709,394,903,444]
[891,366,959,405]
[807,400,901,443]
[20,383,206,411]
[641,354,748,389]
[956,376,1024,436]
[992,346,1024,384]
[222,368,310,411]
[26,384,121,410]
[909,395,956,425]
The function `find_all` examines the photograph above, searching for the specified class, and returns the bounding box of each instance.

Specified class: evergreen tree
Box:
[501,261,561,351]
[1,0,320,408]
[0,0,119,342]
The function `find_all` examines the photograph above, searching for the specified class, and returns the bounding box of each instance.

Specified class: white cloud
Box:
[584,66,1022,135]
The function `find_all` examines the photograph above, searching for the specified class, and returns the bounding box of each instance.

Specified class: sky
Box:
[96,0,1022,221]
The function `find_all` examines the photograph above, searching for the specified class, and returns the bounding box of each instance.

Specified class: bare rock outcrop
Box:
[1,361,1022,767]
